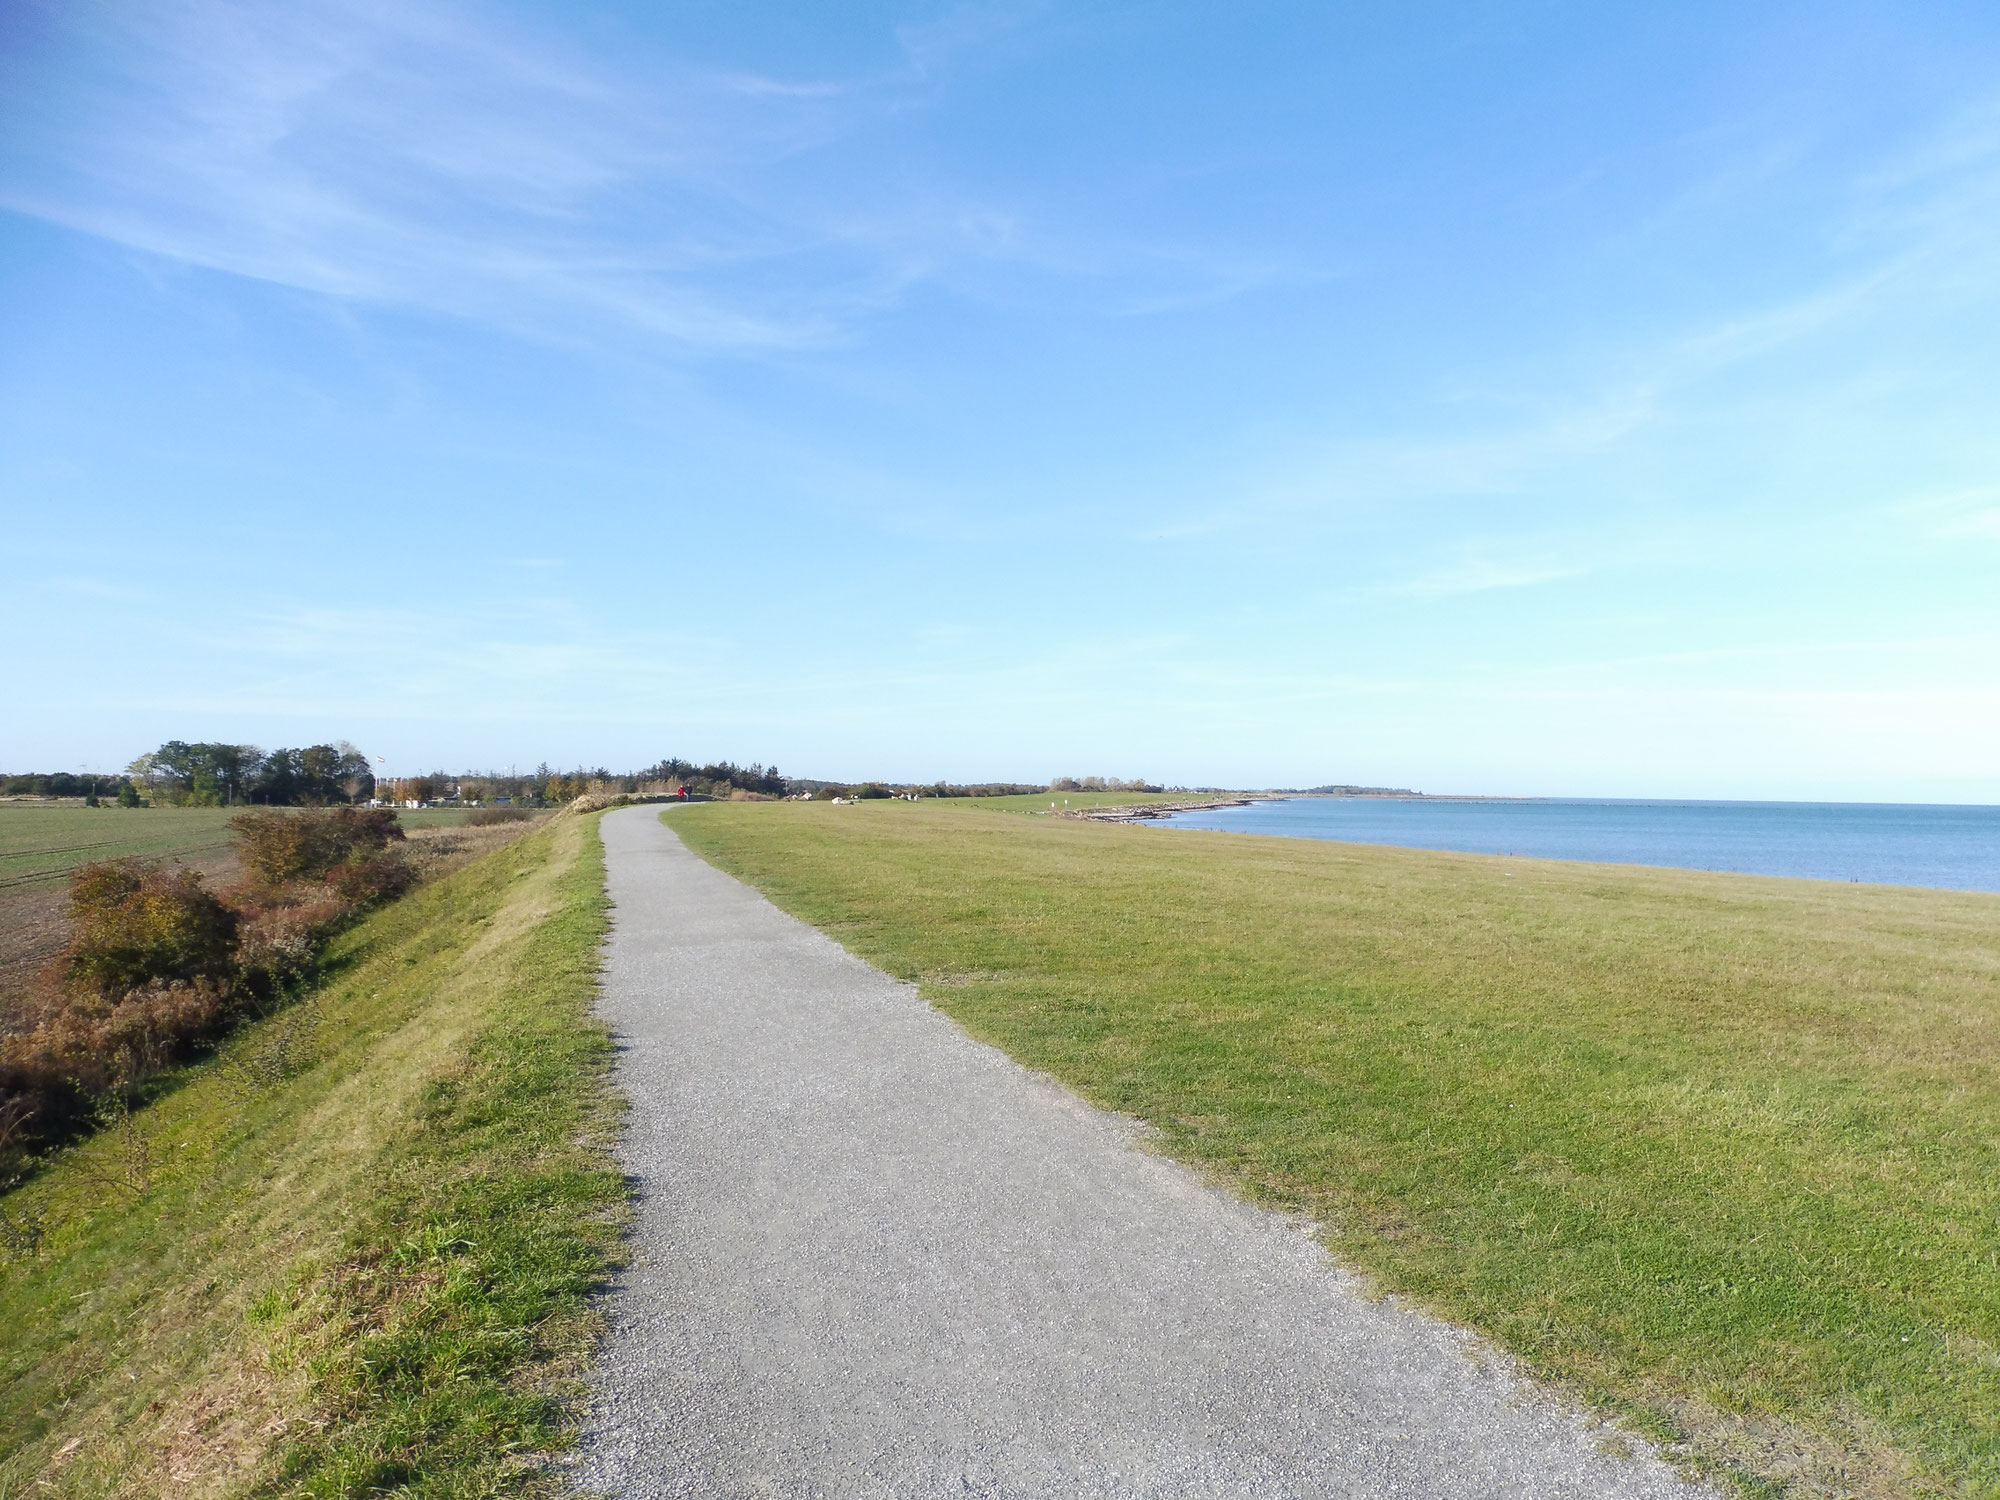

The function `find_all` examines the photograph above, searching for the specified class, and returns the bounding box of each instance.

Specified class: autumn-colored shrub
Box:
[1,802,492,1171]
[230,806,403,887]
[235,894,350,990]
[466,807,532,826]
[1,977,238,1164]
[329,849,416,905]
[61,859,239,999]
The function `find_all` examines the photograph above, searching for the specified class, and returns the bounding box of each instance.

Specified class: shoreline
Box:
[1128,797,2000,895]
[1057,797,1264,823]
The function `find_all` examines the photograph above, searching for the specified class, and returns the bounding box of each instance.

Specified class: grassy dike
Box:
[668,800,2000,1500]
[0,813,624,1498]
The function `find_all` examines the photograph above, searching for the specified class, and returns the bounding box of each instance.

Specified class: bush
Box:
[234,892,352,991]
[3,857,249,1165]
[61,860,239,1000]
[231,807,403,887]
[329,850,417,906]
[1,977,239,1154]
[2,810,424,1168]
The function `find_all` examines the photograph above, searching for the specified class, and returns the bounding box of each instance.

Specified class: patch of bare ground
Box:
[1642,1386,1928,1500]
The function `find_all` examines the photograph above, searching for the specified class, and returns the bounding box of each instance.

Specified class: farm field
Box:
[0,806,245,1013]
[0,803,500,894]
[0,804,536,1017]
[0,804,242,894]
[668,799,2000,1500]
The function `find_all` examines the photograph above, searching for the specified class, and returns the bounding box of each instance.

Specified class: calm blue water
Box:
[1153,797,2000,892]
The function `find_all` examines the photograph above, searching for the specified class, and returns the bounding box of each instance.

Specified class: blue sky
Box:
[4,0,1998,797]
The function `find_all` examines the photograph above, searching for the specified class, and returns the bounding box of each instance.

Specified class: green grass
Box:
[0,813,623,1498]
[666,799,2000,1500]
[937,789,1235,814]
[0,804,526,893]
[0,805,241,893]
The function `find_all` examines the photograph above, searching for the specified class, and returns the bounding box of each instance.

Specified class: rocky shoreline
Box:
[1058,797,1261,823]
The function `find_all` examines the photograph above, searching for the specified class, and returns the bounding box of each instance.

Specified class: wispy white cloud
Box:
[1142,386,1660,542]
[895,1,1047,77]
[1141,83,2000,548]
[1381,560,1584,599]
[0,0,1282,353]
[1895,484,2000,540]
[45,575,150,601]
[1949,509,2000,538]
[0,0,861,348]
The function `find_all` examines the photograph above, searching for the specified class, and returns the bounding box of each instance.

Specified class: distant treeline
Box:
[925,782,1053,797]
[15,745,1200,810]
[639,759,789,798]
[2,773,127,799]
[129,741,375,806]
[5,744,380,807]
[794,782,1049,801]
[366,759,796,807]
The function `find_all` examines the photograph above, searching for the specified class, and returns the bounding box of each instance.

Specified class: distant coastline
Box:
[1265,788,1546,803]
[1149,795,2000,893]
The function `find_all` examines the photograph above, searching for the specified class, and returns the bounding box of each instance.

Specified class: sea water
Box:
[1152,797,2000,893]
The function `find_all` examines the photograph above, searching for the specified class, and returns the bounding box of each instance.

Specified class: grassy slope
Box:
[668,800,2000,1500]
[0,813,623,1499]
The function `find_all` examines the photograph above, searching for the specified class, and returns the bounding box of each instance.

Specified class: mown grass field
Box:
[668,799,2000,1500]
[939,789,1236,814]
[0,813,622,1498]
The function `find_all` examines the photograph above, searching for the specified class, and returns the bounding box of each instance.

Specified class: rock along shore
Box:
[1057,797,1261,823]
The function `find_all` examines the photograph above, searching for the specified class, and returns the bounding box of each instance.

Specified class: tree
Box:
[247,743,373,805]
[129,742,261,804]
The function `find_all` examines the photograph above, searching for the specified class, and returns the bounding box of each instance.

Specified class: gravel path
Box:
[582,806,1716,1499]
